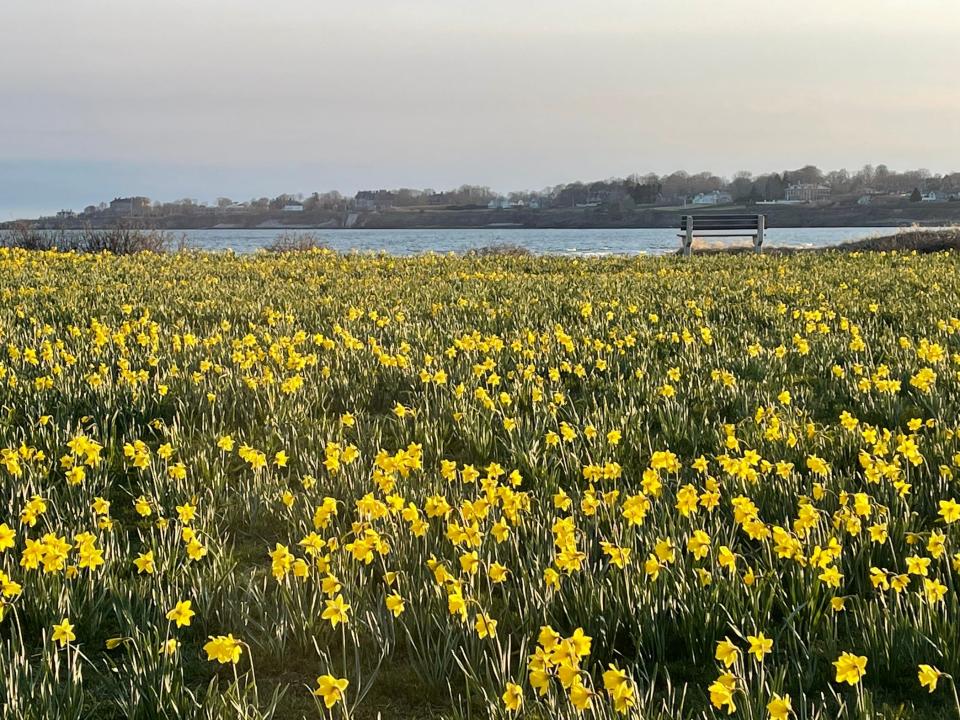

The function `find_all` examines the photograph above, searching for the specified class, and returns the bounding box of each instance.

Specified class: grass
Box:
[687,227,960,255]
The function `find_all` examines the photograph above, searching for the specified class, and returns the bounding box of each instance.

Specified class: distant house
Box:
[110,198,133,214]
[282,202,304,212]
[856,189,883,205]
[109,196,150,216]
[921,191,949,203]
[487,197,512,210]
[354,190,402,211]
[784,184,831,202]
[692,191,733,205]
[354,191,377,211]
[224,203,249,213]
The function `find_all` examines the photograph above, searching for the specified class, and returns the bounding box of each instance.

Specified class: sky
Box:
[1,0,959,219]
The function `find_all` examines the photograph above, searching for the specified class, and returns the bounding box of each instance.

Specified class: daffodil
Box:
[502,682,523,712]
[165,600,195,628]
[52,618,76,647]
[767,692,792,719]
[203,634,242,664]
[715,638,739,668]
[747,633,773,662]
[313,674,349,709]
[833,652,867,685]
[322,594,351,628]
[918,664,941,693]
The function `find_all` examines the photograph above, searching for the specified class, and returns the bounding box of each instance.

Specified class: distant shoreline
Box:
[10,200,960,232]
[96,220,952,232]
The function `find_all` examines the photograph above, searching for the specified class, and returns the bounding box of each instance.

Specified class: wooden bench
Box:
[678,214,765,256]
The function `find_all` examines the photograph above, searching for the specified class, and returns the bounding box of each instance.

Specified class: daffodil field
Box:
[4,246,960,719]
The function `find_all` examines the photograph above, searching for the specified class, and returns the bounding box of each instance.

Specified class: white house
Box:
[487,197,512,209]
[282,203,304,212]
[921,191,949,202]
[784,184,831,202]
[692,191,733,205]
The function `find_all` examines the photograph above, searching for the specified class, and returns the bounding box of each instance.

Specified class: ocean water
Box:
[172,226,902,255]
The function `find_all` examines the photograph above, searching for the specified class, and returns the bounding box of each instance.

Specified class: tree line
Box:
[74,164,960,219]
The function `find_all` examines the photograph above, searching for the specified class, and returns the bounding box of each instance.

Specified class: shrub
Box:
[466,243,532,257]
[79,223,170,254]
[265,232,329,253]
[2,221,170,254]
[3,222,68,251]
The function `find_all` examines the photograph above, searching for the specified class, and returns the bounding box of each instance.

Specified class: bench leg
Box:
[684,216,693,257]
[755,215,765,253]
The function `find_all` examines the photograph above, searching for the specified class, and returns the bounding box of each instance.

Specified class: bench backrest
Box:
[679,214,762,231]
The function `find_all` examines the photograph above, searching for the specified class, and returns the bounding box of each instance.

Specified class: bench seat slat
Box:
[680,224,760,231]
[682,214,759,220]
[676,233,758,238]
[680,219,760,225]
[680,217,760,222]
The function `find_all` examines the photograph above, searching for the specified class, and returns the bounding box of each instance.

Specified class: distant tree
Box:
[393,188,424,207]
[304,191,345,210]
[874,165,892,191]
[690,171,724,194]
[216,197,233,208]
[784,165,824,186]
[762,173,786,201]
[910,188,922,202]
[729,174,754,202]
[270,194,296,210]
[826,169,851,192]
[625,179,661,205]
[659,171,690,200]
[554,183,588,207]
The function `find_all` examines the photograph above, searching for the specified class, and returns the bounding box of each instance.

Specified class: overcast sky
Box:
[1,0,959,218]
